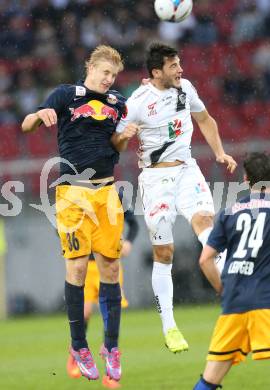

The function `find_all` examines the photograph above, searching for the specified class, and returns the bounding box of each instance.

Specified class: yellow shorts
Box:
[56,184,124,259]
[84,260,128,308]
[207,309,270,365]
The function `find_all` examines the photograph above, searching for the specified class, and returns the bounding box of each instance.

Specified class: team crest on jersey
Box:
[177,89,186,111]
[168,119,183,139]
[178,92,186,105]
[107,94,118,104]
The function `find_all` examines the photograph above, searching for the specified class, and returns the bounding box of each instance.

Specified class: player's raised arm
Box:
[192,109,237,173]
[21,108,57,133]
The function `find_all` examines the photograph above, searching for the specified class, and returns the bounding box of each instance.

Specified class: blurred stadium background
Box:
[0,0,270,317]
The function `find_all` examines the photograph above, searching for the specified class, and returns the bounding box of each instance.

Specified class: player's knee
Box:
[101,259,120,283]
[66,260,88,285]
[146,213,174,246]
[153,244,173,262]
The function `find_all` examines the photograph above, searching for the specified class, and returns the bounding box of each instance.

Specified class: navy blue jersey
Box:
[39,82,127,178]
[208,193,270,314]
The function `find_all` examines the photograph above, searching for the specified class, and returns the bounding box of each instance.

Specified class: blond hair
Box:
[85,45,124,73]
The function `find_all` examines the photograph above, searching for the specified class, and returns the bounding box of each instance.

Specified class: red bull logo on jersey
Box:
[70,99,118,122]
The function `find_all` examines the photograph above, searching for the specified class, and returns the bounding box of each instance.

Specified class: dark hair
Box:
[146,42,178,78]
[243,152,270,188]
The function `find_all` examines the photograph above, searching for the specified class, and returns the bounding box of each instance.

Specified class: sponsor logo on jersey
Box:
[148,101,157,116]
[195,182,207,193]
[228,260,254,275]
[75,86,86,96]
[232,199,270,214]
[69,99,118,122]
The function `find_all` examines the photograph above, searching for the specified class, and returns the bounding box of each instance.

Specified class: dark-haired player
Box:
[115,42,237,353]
[194,152,270,389]
[22,45,138,382]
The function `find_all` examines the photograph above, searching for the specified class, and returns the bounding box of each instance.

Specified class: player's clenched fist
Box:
[36,108,58,127]
[120,123,139,140]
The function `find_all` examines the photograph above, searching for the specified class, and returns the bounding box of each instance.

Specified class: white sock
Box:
[198,227,226,273]
[152,262,176,334]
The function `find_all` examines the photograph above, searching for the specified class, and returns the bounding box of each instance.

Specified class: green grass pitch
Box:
[0,305,268,389]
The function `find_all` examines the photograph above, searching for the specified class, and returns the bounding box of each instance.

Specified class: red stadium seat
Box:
[239,101,265,126]
[256,114,270,138]
[25,125,57,157]
[208,45,232,77]
[0,125,22,159]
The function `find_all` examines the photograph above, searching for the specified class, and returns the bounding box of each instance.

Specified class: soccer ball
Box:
[154,0,193,22]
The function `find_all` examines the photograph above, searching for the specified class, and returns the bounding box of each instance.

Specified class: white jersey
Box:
[116,79,205,168]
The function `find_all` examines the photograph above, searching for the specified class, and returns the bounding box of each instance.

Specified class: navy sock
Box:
[193,377,222,390]
[99,282,121,352]
[65,281,88,351]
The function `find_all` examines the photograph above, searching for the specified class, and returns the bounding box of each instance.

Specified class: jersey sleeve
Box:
[207,210,228,253]
[116,95,138,133]
[38,84,70,114]
[188,81,206,113]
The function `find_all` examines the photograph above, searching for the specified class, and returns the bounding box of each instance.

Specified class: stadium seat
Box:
[25,125,57,157]
[0,125,22,160]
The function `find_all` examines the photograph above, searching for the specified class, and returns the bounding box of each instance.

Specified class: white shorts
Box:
[138,159,215,245]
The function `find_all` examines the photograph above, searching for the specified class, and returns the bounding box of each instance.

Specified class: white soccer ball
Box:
[154,0,193,22]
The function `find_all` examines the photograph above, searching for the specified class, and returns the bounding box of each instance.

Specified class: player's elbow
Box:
[21,118,29,132]
[199,254,207,270]
[199,252,213,270]
[21,114,34,132]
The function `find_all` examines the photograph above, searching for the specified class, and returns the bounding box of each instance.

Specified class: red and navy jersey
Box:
[39,82,127,178]
[208,193,270,314]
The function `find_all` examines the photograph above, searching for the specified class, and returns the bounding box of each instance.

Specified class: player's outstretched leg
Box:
[99,282,122,381]
[152,262,189,353]
[65,281,99,380]
[164,326,189,353]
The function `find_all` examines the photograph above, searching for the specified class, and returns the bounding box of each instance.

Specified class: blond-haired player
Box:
[22,45,138,383]
[67,200,139,388]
